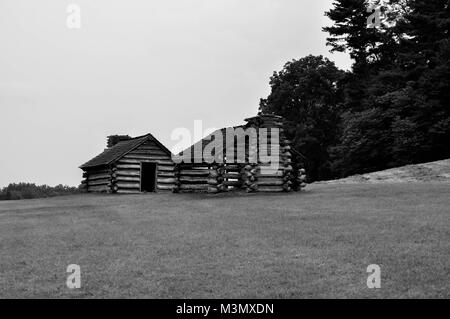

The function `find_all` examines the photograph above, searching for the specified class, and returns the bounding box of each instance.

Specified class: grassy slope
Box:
[317,159,450,184]
[0,182,449,298]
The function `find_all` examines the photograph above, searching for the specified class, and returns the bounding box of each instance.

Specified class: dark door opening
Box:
[141,162,157,192]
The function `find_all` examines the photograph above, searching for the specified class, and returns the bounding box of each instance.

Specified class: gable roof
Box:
[80,133,172,169]
[178,122,308,164]
[177,126,242,162]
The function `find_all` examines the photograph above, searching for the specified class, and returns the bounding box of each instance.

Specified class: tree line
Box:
[0,183,81,201]
[260,0,449,181]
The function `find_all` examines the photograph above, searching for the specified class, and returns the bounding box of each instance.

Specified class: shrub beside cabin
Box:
[80,114,307,194]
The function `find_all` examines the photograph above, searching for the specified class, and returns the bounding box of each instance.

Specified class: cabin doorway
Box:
[141,162,157,192]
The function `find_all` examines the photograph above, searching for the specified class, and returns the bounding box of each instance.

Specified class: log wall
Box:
[113,139,175,193]
[175,163,210,193]
[81,166,114,193]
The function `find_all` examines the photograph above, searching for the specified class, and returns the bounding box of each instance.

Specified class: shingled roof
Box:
[80,134,172,169]
[177,126,242,162]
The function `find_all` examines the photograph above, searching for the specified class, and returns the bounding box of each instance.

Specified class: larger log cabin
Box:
[80,134,176,194]
[173,114,307,193]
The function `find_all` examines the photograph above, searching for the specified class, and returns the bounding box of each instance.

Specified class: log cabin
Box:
[80,114,307,194]
[80,134,176,194]
[173,114,307,193]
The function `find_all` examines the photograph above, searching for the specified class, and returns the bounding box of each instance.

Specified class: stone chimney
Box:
[244,114,285,128]
[107,135,131,148]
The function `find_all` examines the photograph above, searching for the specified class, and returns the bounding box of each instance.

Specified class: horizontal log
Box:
[223,165,242,170]
[158,172,176,178]
[116,176,140,182]
[157,184,175,191]
[223,173,241,179]
[176,163,211,168]
[257,187,285,192]
[222,168,241,173]
[116,170,140,177]
[116,182,140,189]
[154,160,176,166]
[88,185,110,192]
[257,180,284,186]
[179,177,208,184]
[179,184,209,191]
[157,178,177,184]
[257,168,282,175]
[257,171,284,178]
[179,170,210,177]
[257,175,284,181]
[88,173,111,181]
[157,165,175,172]
[116,189,141,194]
[87,179,110,187]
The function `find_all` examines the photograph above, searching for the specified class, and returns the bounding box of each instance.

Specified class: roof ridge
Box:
[124,133,152,141]
[80,133,173,169]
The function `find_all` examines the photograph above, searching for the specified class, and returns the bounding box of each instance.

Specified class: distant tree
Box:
[259,55,345,181]
[0,183,80,201]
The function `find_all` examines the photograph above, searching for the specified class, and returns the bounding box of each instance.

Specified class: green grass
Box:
[0,182,449,298]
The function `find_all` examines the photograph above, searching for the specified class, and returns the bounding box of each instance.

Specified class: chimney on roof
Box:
[245,114,285,128]
[107,135,131,148]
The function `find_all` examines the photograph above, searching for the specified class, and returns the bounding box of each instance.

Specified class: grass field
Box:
[0,182,449,298]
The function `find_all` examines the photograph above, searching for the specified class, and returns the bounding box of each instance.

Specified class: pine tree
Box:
[326,0,450,176]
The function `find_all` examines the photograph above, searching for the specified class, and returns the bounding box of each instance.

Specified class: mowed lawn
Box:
[0,183,449,298]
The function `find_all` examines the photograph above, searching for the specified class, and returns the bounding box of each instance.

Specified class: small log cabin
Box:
[80,134,176,194]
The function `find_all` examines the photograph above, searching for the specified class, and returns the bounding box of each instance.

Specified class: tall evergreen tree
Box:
[394,0,450,162]
[326,0,450,176]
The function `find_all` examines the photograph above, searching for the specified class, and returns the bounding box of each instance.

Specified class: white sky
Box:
[0,0,352,187]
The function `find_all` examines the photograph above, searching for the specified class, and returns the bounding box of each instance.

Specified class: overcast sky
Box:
[0,0,352,187]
